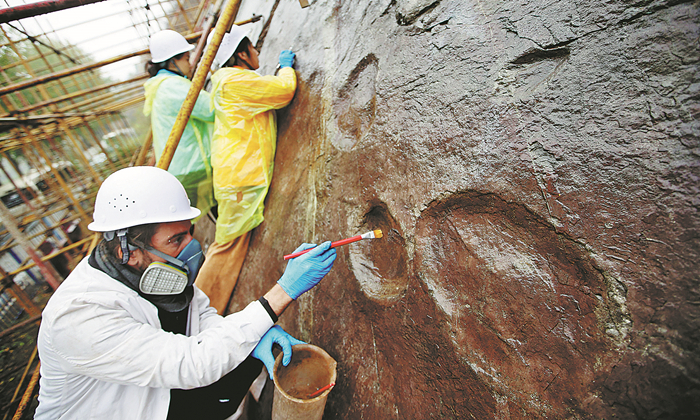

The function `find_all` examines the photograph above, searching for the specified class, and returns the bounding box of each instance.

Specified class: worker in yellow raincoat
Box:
[195,27,297,314]
[143,30,215,219]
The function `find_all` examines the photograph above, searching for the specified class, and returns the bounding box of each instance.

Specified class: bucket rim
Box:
[272,343,338,403]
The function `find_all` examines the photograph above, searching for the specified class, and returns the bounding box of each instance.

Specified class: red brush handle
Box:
[283,235,363,260]
[308,382,335,398]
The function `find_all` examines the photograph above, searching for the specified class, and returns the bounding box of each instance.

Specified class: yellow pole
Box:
[157,0,242,171]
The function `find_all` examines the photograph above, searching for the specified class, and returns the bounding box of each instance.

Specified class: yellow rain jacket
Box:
[143,69,215,218]
[210,66,296,244]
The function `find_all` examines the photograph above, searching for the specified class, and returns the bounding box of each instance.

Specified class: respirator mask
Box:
[139,238,204,295]
[106,229,204,295]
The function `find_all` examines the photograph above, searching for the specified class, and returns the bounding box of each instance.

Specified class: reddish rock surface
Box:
[228,0,699,418]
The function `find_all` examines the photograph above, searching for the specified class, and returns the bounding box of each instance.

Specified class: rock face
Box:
[229,0,699,418]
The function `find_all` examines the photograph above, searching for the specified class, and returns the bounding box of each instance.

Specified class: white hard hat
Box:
[88,166,201,232]
[149,30,195,63]
[206,26,250,69]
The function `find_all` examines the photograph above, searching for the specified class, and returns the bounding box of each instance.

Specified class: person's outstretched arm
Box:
[265,241,336,316]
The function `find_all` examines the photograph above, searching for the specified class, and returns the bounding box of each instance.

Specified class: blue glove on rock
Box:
[277,241,336,300]
[278,50,295,68]
[252,325,305,380]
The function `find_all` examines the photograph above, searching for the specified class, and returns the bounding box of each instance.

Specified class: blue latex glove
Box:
[278,50,295,68]
[277,241,336,299]
[252,325,305,380]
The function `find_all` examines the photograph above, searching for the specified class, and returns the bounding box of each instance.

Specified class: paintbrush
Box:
[283,230,383,260]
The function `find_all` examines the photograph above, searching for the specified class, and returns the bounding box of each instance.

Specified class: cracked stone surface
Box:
[227,0,699,418]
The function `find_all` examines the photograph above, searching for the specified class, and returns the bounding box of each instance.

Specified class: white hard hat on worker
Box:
[149,29,195,63]
[89,166,203,295]
[89,166,199,232]
[206,26,250,69]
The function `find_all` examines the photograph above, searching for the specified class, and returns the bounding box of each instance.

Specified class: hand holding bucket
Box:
[272,344,337,420]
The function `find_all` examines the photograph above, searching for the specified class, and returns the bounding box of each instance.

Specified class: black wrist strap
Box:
[258,296,278,323]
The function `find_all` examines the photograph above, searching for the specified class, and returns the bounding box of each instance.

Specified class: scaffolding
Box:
[0,0,225,417]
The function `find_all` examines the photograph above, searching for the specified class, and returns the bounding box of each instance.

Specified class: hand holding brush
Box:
[283,230,383,260]
[278,242,337,299]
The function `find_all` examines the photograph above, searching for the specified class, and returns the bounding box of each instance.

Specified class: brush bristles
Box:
[373,229,383,239]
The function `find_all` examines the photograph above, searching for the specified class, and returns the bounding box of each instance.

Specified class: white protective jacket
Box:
[35,258,273,419]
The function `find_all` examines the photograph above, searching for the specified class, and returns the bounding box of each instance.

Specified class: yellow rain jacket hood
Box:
[143,70,215,218]
[210,66,296,243]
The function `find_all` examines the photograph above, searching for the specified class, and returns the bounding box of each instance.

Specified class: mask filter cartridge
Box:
[140,261,189,295]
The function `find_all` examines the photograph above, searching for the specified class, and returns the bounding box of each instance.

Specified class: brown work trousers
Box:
[195,232,251,315]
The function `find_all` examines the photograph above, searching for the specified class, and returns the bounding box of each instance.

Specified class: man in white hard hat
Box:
[34,166,336,420]
[144,29,215,220]
[194,26,298,315]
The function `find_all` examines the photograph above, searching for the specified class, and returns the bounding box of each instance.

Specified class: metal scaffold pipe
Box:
[158,0,242,170]
[0,0,108,24]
